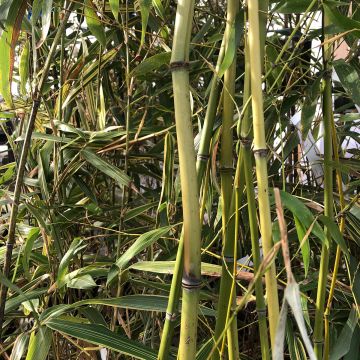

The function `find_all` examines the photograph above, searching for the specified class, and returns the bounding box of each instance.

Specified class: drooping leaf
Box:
[318,215,350,259]
[330,308,358,360]
[10,333,29,360]
[45,319,158,360]
[273,0,317,14]
[84,0,106,47]
[334,59,360,108]
[0,0,27,107]
[109,0,119,20]
[131,52,171,77]
[19,40,30,96]
[115,226,173,270]
[81,149,131,188]
[25,327,52,360]
[36,0,53,48]
[138,0,152,46]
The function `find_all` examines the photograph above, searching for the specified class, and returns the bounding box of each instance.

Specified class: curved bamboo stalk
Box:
[170,0,202,357]
[0,3,73,336]
[247,0,279,349]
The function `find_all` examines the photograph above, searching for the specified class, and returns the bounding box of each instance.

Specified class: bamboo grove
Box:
[0,0,359,359]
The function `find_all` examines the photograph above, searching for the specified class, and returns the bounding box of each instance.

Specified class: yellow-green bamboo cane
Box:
[212,0,239,358]
[171,0,201,358]
[240,40,270,359]
[247,0,279,349]
[313,11,334,358]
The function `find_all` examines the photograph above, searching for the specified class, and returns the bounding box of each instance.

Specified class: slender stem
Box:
[212,0,239,358]
[239,39,270,359]
[0,2,72,337]
[313,10,334,359]
[171,0,201,357]
[323,119,346,359]
[247,0,279,349]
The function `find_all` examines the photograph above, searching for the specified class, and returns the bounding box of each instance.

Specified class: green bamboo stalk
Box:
[239,40,270,359]
[212,0,239,358]
[158,17,228,360]
[323,119,346,359]
[313,11,333,358]
[247,0,279,349]
[170,0,202,357]
[0,2,73,336]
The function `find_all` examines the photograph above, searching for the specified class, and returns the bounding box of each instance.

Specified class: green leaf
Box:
[67,274,97,289]
[334,59,360,107]
[330,308,358,360]
[294,215,310,277]
[19,40,30,95]
[109,0,119,20]
[36,0,53,48]
[318,215,349,259]
[131,52,171,77]
[25,327,52,360]
[57,238,86,289]
[45,319,158,360]
[10,333,29,360]
[0,0,27,107]
[115,226,173,270]
[301,76,321,139]
[270,190,326,245]
[139,0,152,46]
[273,0,317,14]
[85,0,106,47]
[81,149,131,188]
[323,3,360,35]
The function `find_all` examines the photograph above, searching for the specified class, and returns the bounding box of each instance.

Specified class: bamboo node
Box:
[219,166,233,174]
[197,153,210,162]
[253,148,267,157]
[169,61,190,72]
[240,137,252,148]
[182,276,202,290]
[256,308,267,318]
[165,312,177,321]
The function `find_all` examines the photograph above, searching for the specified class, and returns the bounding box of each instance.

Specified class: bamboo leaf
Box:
[0,0,27,107]
[130,52,171,77]
[81,149,131,188]
[330,308,358,360]
[115,226,173,270]
[67,274,97,289]
[318,215,349,258]
[273,0,316,13]
[85,0,106,47]
[25,327,52,360]
[10,333,29,360]
[109,0,119,20]
[19,40,30,96]
[45,319,158,360]
[333,59,360,107]
[138,0,152,46]
[36,0,53,48]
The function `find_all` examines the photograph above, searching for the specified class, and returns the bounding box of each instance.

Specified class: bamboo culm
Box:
[247,0,280,349]
[313,10,334,358]
[170,0,202,357]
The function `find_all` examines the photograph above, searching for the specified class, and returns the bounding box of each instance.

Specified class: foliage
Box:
[0,0,359,359]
